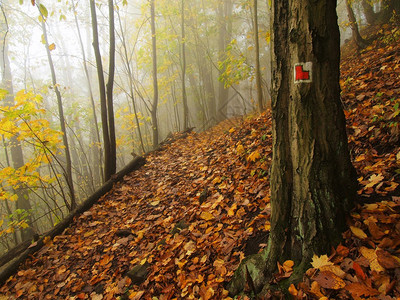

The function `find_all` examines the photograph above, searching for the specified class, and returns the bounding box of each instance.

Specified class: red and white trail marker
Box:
[294,62,312,83]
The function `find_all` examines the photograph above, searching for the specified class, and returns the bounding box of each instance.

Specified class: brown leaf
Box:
[345,282,380,297]
[366,219,386,239]
[376,249,400,269]
[313,271,345,290]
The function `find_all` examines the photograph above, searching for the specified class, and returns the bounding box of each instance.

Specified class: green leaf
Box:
[39,3,48,18]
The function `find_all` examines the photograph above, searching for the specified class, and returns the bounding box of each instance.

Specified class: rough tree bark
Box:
[228,0,357,295]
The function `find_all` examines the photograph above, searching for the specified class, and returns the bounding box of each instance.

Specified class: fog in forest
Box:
[0,0,357,254]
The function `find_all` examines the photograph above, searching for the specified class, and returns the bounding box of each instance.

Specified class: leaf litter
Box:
[0,25,399,299]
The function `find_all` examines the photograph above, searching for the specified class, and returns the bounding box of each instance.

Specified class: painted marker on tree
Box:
[294,62,312,83]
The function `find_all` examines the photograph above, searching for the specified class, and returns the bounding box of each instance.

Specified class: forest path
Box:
[1,114,274,299]
[1,24,400,299]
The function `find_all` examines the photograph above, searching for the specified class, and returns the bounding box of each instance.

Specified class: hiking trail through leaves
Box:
[0,24,399,299]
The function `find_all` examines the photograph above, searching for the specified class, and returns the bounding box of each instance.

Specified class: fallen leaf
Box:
[352,261,367,280]
[376,249,400,269]
[288,283,298,296]
[359,246,385,273]
[311,254,333,269]
[283,260,294,272]
[310,281,325,298]
[313,271,345,290]
[350,226,368,239]
[345,282,380,297]
[365,174,384,188]
[200,211,214,221]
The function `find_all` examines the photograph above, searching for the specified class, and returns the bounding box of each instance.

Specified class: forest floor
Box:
[1,25,400,300]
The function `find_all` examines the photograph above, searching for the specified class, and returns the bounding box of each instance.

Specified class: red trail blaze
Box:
[295,65,310,81]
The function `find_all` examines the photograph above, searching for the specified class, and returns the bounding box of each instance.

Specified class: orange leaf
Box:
[247,150,260,162]
[288,283,298,296]
[129,291,145,300]
[199,284,214,300]
[336,244,349,257]
[352,261,367,281]
[100,254,114,266]
[350,226,368,239]
[200,211,214,221]
[283,260,294,272]
[345,283,380,298]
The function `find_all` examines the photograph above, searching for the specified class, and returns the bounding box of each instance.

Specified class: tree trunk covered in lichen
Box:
[228,0,357,296]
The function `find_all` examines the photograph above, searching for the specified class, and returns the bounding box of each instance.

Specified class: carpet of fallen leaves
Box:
[0,25,399,300]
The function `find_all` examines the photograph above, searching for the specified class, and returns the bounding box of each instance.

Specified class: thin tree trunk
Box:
[116,10,146,154]
[346,0,368,49]
[106,0,117,175]
[217,1,228,122]
[90,0,113,182]
[362,0,378,24]
[253,0,264,111]
[150,0,159,148]
[181,0,189,130]
[38,6,76,211]
[72,0,103,184]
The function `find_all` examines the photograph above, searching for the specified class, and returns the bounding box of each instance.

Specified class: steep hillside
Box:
[0,26,399,299]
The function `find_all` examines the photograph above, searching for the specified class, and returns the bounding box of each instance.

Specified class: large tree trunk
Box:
[267,0,357,283]
[229,0,357,295]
